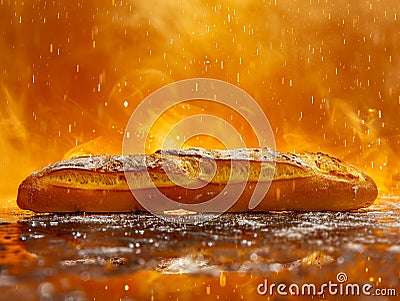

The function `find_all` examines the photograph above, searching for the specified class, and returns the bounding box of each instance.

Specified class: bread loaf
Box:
[17,148,378,212]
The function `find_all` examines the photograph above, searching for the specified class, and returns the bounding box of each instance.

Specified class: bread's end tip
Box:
[361,173,379,208]
[16,176,36,211]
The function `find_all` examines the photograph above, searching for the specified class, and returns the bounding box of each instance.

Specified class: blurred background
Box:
[1,0,399,200]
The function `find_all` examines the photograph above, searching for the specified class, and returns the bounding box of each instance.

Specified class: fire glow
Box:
[1,0,399,200]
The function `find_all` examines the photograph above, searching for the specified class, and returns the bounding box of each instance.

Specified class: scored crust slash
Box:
[17,148,378,213]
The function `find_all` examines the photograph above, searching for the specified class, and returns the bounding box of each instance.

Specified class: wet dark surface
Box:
[0,198,399,300]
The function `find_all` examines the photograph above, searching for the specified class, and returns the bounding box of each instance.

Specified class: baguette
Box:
[17,148,378,212]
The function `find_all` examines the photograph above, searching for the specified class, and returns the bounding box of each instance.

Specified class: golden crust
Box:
[17,148,378,212]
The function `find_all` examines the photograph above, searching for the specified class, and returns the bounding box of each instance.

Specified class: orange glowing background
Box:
[1,0,400,200]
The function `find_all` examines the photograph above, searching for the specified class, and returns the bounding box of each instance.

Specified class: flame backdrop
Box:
[1,0,399,200]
